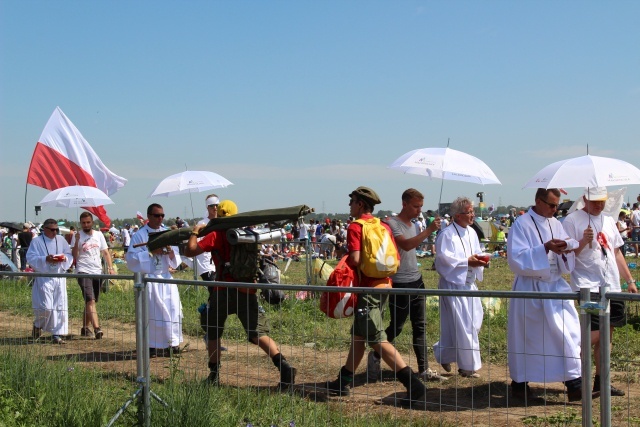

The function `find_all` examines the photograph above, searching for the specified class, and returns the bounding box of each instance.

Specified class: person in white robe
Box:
[434,197,487,377]
[27,218,73,344]
[126,203,183,355]
[507,188,582,402]
[563,186,637,397]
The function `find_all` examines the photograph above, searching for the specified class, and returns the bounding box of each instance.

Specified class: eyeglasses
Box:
[45,227,59,232]
[207,204,219,209]
[150,213,165,218]
[539,198,559,209]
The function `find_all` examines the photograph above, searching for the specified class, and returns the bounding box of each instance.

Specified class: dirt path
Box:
[1,310,636,426]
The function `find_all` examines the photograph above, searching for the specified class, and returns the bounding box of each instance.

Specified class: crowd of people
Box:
[4,184,638,406]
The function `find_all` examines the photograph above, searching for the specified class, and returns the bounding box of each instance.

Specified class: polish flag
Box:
[27,107,127,227]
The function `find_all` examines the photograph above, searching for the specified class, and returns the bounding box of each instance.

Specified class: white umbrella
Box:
[389,147,502,185]
[149,170,233,198]
[523,155,640,189]
[39,185,114,208]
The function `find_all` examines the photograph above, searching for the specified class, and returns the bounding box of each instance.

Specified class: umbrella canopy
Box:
[148,170,233,198]
[0,221,23,231]
[523,155,640,189]
[389,147,502,185]
[39,185,114,208]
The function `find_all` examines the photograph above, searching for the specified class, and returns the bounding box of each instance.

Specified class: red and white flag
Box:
[27,107,127,226]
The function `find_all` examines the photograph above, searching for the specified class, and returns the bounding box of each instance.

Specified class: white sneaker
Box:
[367,351,381,383]
[419,368,448,381]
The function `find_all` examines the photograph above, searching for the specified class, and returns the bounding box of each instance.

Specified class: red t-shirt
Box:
[347,213,397,288]
[197,230,255,293]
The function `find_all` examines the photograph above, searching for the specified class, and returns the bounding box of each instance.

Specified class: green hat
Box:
[349,186,381,206]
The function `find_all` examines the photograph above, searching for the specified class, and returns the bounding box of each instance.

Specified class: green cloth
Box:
[146,205,312,251]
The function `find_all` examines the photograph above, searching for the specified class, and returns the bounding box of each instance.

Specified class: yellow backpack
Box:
[354,217,399,278]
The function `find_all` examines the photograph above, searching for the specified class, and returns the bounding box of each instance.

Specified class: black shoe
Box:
[511,384,544,402]
[81,327,93,337]
[32,325,42,339]
[94,328,103,339]
[567,388,582,402]
[593,375,625,397]
[207,370,219,385]
[278,366,297,391]
[149,348,158,358]
[325,378,350,397]
[170,346,181,355]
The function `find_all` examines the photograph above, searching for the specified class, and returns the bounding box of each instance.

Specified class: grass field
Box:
[2,254,640,426]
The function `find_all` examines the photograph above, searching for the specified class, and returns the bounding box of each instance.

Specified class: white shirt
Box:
[71,230,108,274]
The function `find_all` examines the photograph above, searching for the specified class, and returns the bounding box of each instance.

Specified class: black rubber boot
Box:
[397,366,426,407]
[207,361,220,385]
[272,353,297,390]
[325,366,353,397]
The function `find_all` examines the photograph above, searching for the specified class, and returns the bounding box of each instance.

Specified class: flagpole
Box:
[24,182,28,222]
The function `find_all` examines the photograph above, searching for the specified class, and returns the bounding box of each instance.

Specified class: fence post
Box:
[134,272,151,427]
[599,284,611,427]
[579,287,592,426]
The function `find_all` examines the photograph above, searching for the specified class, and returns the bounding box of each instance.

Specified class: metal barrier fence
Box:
[1,270,639,426]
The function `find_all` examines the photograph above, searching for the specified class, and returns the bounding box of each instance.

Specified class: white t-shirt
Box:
[122,228,131,246]
[71,230,108,274]
[563,210,624,292]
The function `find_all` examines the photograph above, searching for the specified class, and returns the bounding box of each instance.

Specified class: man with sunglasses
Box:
[563,186,637,397]
[126,203,183,357]
[507,188,583,402]
[27,218,73,344]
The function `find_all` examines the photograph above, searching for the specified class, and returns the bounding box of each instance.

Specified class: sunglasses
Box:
[207,204,219,209]
[46,227,60,232]
[150,213,165,218]
[349,198,359,206]
[539,198,559,209]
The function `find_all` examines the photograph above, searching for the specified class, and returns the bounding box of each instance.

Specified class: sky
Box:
[1,1,639,224]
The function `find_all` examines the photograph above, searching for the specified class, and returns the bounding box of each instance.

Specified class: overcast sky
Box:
[1,1,639,223]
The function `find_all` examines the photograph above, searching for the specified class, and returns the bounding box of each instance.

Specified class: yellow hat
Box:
[218,200,238,217]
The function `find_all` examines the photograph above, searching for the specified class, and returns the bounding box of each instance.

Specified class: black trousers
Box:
[385,277,428,372]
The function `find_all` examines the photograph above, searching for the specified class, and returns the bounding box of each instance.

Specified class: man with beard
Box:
[71,212,115,339]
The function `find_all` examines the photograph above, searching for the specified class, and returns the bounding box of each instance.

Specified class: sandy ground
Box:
[1,310,637,426]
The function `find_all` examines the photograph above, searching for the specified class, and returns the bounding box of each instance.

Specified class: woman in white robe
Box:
[433,197,486,376]
[507,189,582,393]
[126,209,183,351]
[27,220,73,342]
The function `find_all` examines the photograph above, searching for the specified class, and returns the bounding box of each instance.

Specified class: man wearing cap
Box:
[27,218,73,344]
[563,187,637,397]
[195,194,219,281]
[367,188,445,383]
[184,200,297,390]
[324,186,426,406]
[507,188,583,402]
[433,196,487,378]
[126,203,183,357]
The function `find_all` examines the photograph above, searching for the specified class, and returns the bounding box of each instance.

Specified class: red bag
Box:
[319,255,358,318]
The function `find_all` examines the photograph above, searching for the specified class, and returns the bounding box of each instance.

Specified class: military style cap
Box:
[349,186,382,205]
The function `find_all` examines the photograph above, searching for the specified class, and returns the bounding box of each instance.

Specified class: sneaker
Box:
[441,363,452,373]
[367,351,381,383]
[325,377,350,397]
[94,328,103,339]
[458,369,480,378]
[52,335,65,345]
[278,366,297,391]
[419,368,447,381]
[80,327,93,337]
[593,375,625,397]
[32,325,42,339]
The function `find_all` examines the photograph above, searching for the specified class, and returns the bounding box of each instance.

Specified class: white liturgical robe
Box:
[433,222,484,372]
[27,234,73,335]
[507,208,581,383]
[126,224,183,349]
